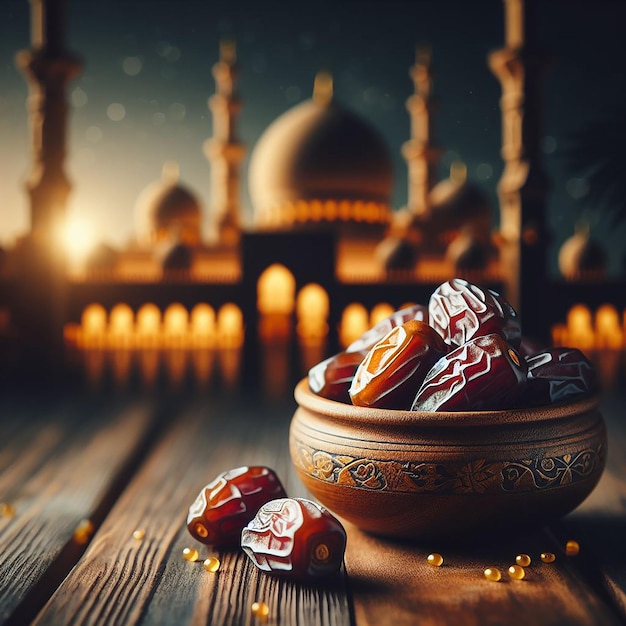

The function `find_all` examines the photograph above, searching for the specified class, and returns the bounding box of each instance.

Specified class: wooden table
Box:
[1,350,625,626]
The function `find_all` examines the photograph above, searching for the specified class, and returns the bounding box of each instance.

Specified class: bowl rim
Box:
[294,378,601,429]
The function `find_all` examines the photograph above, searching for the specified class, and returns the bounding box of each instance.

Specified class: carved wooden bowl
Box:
[289,378,606,541]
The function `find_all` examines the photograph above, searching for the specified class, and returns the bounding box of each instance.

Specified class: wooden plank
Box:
[344,523,622,626]
[0,393,156,626]
[560,383,626,619]
[33,395,352,626]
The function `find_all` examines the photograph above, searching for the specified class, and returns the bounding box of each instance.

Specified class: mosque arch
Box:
[296,283,329,342]
[81,303,107,348]
[339,303,369,349]
[190,303,216,347]
[136,303,161,347]
[217,303,244,348]
[257,264,296,316]
[109,303,134,348]
[163,303,189,347]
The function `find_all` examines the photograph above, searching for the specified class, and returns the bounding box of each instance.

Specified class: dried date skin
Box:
[308,349,368,403]
[187,466,286,547]
[522,347,598,407]
[411,333,528,412]
[349,320,449,410]
[428,278,521,349]
[241,497,346,581]
[346,303,428,353]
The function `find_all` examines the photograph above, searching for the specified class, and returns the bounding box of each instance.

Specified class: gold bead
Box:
[515,554,531,567]
[73,519,94,544]
[565,540,580,556]
[508,565,526,580]
[132,529,145,541]
[203,557,220,572]
[182,547,199,562]
[427,553,444,567]
[484,567,502,582]
[251,601,270,620]
[1,502,16,518]
[540,552,556,563]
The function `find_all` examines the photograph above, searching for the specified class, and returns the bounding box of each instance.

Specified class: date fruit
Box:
[308,349,368,403]
[411,333,528,411]
[346,303,428,353]
[187,466,286,547]
[428,278,521,349]
[523,347,598,406]
[349,320,449,409]
[241,497,346,581]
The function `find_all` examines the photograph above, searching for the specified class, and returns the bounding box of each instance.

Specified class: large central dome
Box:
[249,81,393,230]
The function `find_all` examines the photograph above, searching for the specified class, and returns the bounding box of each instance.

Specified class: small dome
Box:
[136,163,202,246]
[429,162,491,226]
[249,75,393,229]
[558,227,607,279]
[376,236,418,271]
[160,241,193,272]
[84,243,118,271]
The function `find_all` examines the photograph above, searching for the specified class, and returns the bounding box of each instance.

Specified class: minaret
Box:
[13,0,81,368]
[16,0,81,240]
[402,45,440,218]
[489,0,551,340]
[204,40,245,247]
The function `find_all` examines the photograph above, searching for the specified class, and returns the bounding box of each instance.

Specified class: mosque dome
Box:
[160,241,193,272]
[135,162,202,246]
[558,226,607,280]
[429,162,492,226]
[249,73,393,230]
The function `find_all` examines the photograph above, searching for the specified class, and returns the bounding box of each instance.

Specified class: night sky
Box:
[1,0,625,275]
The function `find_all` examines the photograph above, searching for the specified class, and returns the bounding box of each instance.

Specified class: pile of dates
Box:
[187,465,346,582]
[309,278,598,411]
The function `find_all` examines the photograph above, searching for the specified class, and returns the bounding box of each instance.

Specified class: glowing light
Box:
[59,215,96,264]
[122,56,143,76]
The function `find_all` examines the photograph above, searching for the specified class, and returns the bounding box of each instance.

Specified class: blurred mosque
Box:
[0,0,625,391]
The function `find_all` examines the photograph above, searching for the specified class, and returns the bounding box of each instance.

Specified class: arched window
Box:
[163,303,188,347]
[566,304,594,351]
[81,303,107,348]
[136,303,161,348]
[339,303,369,349]
[190,303,216,348]
[370,302,394,327]
[257,264,295,316]
[109,303,134,348]
[296,283,329,342]
[217,303,244,348]
[595,304,623,349]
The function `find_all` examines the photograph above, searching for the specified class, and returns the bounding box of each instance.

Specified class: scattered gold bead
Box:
[73,519,94,544]
[182,547,199,562]
[565,540,580,556]
[427,553,444,567]
[484,567,502,582]
[540,552,556,563]
[0,502,16,518]
[203,557,220,572]
[251,601,270,621]
[508,565,526,580]
[132,529,145,541]
[515,554,531,567]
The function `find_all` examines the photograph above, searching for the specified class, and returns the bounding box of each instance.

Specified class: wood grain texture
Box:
[0,395,155,626]
[33,395,352,626]
[344,523,623,626]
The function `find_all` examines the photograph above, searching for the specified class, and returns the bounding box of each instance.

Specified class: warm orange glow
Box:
[257,264,295,315]
[595,304,623,349]
[190,303,216,347]
[370,302,394,327]
[339,303,369,348]
[58,214,96,264]
[566,304,594,351]
[217,303,244,348]
[136,303,161,347]
[163,303,188,347]
[296,283,329,342]
[109,303,134,348]
[81,303,107,347]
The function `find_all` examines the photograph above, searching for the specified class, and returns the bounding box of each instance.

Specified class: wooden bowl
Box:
[289,378,607,541]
